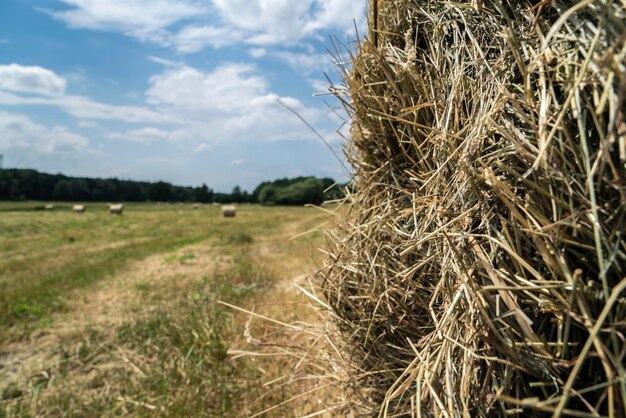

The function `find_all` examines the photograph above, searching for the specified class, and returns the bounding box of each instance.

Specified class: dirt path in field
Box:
[0,238,230,389]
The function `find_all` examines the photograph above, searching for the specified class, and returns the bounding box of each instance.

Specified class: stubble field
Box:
[0,202,331,417]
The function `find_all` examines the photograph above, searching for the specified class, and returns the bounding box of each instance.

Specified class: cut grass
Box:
[0,202,324,341]
[29,249,268,417]
[0,201,330,417]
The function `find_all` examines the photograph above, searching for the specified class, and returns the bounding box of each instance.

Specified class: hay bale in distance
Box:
[321,1,626,416]
[72,205,86,213]
[109,203,124,215]
[193,203,200,209]
[44,204,54,211]
[221,205,236,217]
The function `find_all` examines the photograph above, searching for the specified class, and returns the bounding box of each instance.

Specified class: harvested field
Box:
[0,202,331,417]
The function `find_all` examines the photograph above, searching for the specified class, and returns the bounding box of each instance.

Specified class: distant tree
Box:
[71,179,91,200]
[256,177,326,206]
[148,181,172,201]
[193,184,214,203]
[52,180,72,201]
[231,185,243,203]
[0,168,337,206]
[258,185,278,205]
[92,180,118,201]
[119,181,147,201]
[52,179,89,201]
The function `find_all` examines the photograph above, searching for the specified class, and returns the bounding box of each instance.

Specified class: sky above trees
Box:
[0,0,366,190]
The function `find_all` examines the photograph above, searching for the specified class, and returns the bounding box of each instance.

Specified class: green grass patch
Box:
[225,230,254,245]
[163,252,195,264]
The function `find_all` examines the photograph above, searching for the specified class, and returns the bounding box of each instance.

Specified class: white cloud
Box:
[304,0,367,35]
[142,62,331,145]
[0,64,176,124]
[48,0,205,42]
[0,90,178,124]
[107,127,171,143]
[230,159,244,166]
[211,0,366,47]
[248,48,267,58]
[0,111,88,153]
[212,0,313,45]
[0,61,333,148]
[44,0,366,52]
[78,120,98,128]
[147,63,270,113]
[148,55,180,68]
[268,50,332,76]
[171,25,244,53]
[0,64,67,96]
[309,78,330,94]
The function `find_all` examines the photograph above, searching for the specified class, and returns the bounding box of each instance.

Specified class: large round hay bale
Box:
[109,203,124,215]
[222,205,236,217]
[321,1,626,416]
[72,205,86,213]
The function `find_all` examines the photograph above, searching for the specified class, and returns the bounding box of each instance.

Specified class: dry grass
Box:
[319,0,626,416]
[0,204,331,417]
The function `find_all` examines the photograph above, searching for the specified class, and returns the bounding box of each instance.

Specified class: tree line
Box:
[0,169,345,205]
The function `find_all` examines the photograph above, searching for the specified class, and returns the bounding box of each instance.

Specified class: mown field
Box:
[0,202,332,417]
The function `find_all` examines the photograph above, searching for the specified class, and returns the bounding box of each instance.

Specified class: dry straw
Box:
[222,205,237,217]
[320,0,626,416]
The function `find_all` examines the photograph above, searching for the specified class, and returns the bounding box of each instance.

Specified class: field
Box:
[0,202,331,417]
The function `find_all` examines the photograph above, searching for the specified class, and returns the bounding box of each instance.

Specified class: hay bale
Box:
[221,205,236,217]
[321,1,626,416]
[109,203,124,215]
[72,205,86,213]
[44,204,54,211]
[193,203,200,209]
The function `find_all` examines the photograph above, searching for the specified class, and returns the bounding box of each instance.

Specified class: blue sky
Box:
[0,0,365,191]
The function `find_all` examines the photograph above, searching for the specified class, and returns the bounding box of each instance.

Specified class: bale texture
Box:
[72,205,85,213]
[222,205,237,217]
[321,1,626,416]
[109,204,124,215]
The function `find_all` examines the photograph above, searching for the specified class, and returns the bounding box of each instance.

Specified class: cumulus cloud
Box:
[248,48,267,58]
[47,0,205,41]
[45,0,366,52]
[0,111,88,153]
[107,127,171,143]
[78,120,98,128]
[143,62,331,145]
[147,63,271,112]
[267,50,332,76]
[0,63,178,124]
[212,0,313,45]
[0,64,67,96]
[182,0,366,48]
[171,25,244,53]
[0,61,333,147]
[304,0,367,35]
[0,90,178,124]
